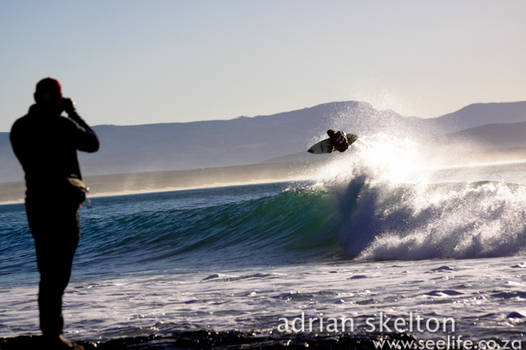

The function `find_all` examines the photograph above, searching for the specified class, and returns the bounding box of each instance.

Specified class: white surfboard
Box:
[307,133,358,154]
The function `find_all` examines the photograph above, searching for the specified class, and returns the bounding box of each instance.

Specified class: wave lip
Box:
[344,179,526,261]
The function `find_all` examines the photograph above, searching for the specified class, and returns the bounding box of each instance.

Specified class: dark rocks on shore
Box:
[0,330,418,349]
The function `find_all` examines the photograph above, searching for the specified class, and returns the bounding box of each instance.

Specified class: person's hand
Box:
[61,98,77,115]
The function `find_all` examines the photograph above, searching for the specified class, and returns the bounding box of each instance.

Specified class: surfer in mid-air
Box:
[326,129,349,152]
[307,129,358,154]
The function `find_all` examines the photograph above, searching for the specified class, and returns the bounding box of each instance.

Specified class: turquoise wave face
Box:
[75,184,347,272]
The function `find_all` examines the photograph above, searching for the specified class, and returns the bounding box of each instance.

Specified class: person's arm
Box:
[9,119,24,162]
[63,98,100,153]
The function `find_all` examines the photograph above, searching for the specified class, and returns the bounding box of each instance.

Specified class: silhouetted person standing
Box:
[10,78,99,349]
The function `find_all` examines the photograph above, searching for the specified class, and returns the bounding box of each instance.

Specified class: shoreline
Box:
[0,179,303,206]
[0,161,324,205]
[3,149,526,205]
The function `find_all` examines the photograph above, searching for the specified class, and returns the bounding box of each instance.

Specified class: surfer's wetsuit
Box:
[10,103,99,337]
[327,129,349,152]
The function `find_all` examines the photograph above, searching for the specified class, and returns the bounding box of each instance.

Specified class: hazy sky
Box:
[1,0,524,131]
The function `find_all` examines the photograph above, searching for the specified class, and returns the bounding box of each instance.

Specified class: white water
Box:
[308,135,526,261]
[2,257,525,341]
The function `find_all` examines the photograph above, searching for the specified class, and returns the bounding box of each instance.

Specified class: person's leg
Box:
[35,238,78,335]
[27,203,80,337]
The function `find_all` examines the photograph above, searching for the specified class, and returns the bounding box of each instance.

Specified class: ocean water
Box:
[1,136,525,343]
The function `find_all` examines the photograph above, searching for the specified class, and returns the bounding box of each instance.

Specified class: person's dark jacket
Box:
[10,104,99,202]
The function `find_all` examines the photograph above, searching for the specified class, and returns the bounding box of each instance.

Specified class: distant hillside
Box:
[1,100,525,182]
[424,101,526,132]
[446,120,526,149]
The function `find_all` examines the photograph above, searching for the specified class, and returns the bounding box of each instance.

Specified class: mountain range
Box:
[1,100,525,182]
